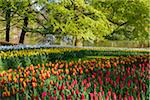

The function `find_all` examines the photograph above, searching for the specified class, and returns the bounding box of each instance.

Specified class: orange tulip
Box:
[47,85,50,90]
[85,69,89,73]
[42,74,46,80]
[18,66,21,69]
[42,64,45,67]
[68,75,71,80]
[16,74,19,78]
[40,82,44,88]
[13,77,18,83]
[8,74,12,82]
[101,64,104,69]
[32,82,37,88]
[46,63,49,67]
[0,73,3,77]
[8,69,13,73]
[80,70,83,74]
[65,64,68,68]
[65,69,69,74]
[22,88,25,92]
[32,77,37,82]
[58,76,62,80]
[50,80,54,85]
[2,92,7,97]
[20,78,24,83]
[12,88,15,95]
[47,73,50,78]
[23,81,27,88]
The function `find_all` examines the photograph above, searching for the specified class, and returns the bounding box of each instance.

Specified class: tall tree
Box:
[38,0,114,46]
[19,15,28,43]
[5,1,11,42]
[89,0,150,41]
[0,0,12,42]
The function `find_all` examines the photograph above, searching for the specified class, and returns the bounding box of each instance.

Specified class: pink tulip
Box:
[76,89,79,95]
[68,85,71,90]
[124,97,127,100]
[100,86,103,91]
[98,92,102,100]
[61,93,64,100]
[128,96,131,100]
[131,96,134,100]
[142,67,145,72]
[94,83,97,88]
[88,77,90,81]
[90,93,94,100]
[112,92,117,100]
[50,96,53,100]
[108,91,111,96]
[84,87,86,92]
[105,95,109,100]
[81,93,85,100]
[102,91,104,96]
[99,80,103,85]
[42,92,47,98]
[118,94,122,99]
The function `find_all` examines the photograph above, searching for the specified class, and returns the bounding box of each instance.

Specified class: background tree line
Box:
[0,0,149,46]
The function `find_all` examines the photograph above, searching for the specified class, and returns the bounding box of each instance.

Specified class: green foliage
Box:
[34,0,114,42]
[89,0,150,40]
[0,0,149,43]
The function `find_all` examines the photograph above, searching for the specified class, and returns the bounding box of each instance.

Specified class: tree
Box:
[0,0,12,42]
[89,0,150,41]
[38,0,114,46]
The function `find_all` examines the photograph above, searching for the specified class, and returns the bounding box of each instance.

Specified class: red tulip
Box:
[128,96,131,100]
[126,91,129,96]
[76,89,79,95]
[54,90,56,94]
[94,83,97,88]
[102,91,104,95]
[118,94,122,99]
[98,92,102,100]
[71,90,74,95]
[124,97,128,100]
[105,95,109,100]
[81,93,85,100]
[90,93,94,100]
[92,75,95,79]
[127,80,131,88]
[84,87,86,92]
[137,92,141,100]
[99,80,103,85]
[142,67,145,72]
[88,77,90,81]
[67,95,72,99]
[42,92,47,98]
[61,84,65,90]
[100,86,103,91]
[108,91,111,97]
[112,92,117,100]
[68,85,71,90]
[58,86,61,90]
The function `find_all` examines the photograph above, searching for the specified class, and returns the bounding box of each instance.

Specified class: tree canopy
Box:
[0,0,149,44]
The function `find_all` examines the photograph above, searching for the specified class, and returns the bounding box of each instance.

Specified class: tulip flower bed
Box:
[0,47,149,69]
[0,54,149,100]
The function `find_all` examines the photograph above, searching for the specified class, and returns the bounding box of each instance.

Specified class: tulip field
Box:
[0,48,149,100]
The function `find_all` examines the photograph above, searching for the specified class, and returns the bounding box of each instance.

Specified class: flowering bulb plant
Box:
[0,54,149,100]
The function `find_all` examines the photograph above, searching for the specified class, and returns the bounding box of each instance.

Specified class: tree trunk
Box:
[19,16,28,44]
[74,36,83,46]
[5,3,11,42]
